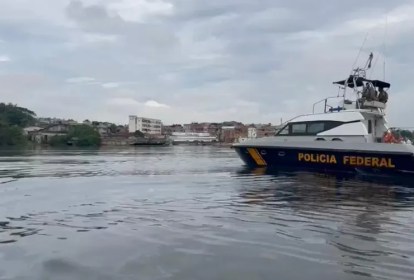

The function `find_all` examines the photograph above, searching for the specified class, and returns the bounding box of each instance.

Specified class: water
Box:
[0,146,414,280]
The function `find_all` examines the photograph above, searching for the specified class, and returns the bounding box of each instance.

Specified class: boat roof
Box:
[333,75,390,89]
[289,110,366,123]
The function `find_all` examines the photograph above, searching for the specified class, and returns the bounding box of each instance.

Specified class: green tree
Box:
[49,125,102,147]
[0,121,27,146]
[67,125,101,146]
[134,130,145,138]
[0,103,36,146]
[0,102,36,127]
[109,124,117,134]
[49,135,68,147]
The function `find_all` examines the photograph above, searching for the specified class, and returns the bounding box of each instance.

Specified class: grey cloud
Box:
[1,0,414,126]
[66,0,122,33]
[169,0,252,21]
[66,1,178,48]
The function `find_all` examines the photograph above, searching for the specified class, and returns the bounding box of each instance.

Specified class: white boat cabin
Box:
[274,53,393,144]
[275,110,388,143]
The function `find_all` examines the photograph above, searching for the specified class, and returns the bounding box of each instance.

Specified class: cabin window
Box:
[291,123,307,134]
[276,120,345,136]
[307,122,325,134]
[368,120,372,134]
[325,121,343,131]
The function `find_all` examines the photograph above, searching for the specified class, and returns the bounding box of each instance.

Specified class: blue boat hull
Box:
[234,146,414,175]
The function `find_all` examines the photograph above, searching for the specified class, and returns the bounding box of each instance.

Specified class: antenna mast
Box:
[351,33,369,72]
[383,15,388,81]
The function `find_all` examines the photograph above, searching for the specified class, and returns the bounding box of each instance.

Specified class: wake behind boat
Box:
[232,53,414,175]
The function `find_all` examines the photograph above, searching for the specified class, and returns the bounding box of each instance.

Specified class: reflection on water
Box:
[0,146,414,280]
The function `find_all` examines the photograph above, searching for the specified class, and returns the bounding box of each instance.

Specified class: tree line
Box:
[49,125,101,147]
[0,102,101,147]
[0,102,36,145]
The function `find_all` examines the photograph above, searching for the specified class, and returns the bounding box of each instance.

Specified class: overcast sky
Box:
[1,0,413,126]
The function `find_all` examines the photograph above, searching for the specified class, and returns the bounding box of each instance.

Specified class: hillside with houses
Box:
[0,102,288,147]
[5,102,412,147]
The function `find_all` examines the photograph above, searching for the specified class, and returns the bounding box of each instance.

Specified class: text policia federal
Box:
[298,153,395,168]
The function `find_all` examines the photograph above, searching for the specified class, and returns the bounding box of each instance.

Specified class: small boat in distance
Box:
[232,53,414,175]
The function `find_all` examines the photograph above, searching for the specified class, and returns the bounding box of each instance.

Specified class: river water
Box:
[0,146,413,280]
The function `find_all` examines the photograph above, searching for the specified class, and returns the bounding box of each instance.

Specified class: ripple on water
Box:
[1,147,414,280]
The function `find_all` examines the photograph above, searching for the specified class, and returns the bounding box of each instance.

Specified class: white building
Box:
[170,132,217,144]
[23,126,43,135]
[128,116,162,135]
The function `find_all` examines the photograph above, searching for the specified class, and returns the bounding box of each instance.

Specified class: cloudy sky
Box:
[1,0,413,126]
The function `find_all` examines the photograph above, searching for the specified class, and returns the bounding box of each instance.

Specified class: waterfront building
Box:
[170,132,217,144]
[128,116,162,135]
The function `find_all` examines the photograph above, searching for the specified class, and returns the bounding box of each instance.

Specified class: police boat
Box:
[233,53,414,175]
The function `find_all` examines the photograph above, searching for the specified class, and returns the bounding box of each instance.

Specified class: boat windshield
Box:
[276,121,345,136]
[277,125,289,135]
